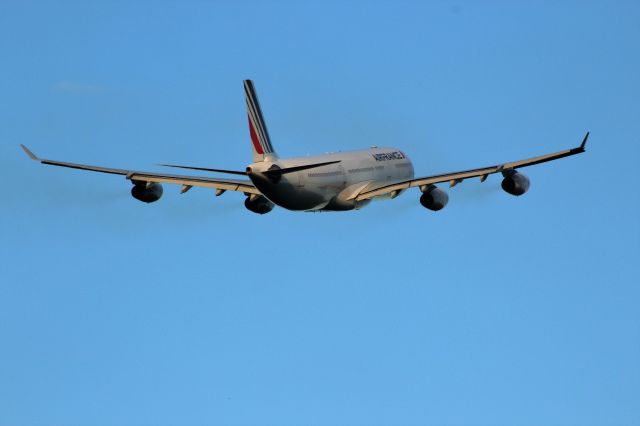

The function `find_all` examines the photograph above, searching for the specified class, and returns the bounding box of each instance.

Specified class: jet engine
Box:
[131,182,163,203]
[244,194,274,214]
[420,184,448,211]
[501,170,530,196]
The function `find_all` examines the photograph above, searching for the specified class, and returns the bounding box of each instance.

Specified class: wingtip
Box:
[20,144,39,160]
[580,131,589,151]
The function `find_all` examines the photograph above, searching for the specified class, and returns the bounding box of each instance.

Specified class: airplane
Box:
[21,80,588,214]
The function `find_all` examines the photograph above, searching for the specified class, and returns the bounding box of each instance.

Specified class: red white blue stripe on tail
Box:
[245,80,276,161]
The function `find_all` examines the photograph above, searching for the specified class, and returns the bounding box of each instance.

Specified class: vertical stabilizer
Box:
[245,80,277,162]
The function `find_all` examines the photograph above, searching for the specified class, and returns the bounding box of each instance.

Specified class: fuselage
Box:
[247,147,414,211]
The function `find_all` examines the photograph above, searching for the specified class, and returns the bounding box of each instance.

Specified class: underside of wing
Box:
[354,132,589,202]
[20,145,261,195]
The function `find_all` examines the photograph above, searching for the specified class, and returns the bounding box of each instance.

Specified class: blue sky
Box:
[1,1,639,425]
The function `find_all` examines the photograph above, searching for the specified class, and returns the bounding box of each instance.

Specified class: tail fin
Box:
[245,80,277,162]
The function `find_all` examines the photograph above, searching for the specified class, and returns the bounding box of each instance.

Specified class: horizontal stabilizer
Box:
[263,160,341,179]
[158,163,248,176]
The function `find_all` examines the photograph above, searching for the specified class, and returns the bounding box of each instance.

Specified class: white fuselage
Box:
[247,147,414,211]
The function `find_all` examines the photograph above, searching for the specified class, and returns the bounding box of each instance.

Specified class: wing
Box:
[354,132,589,201]
[20,145,260,195]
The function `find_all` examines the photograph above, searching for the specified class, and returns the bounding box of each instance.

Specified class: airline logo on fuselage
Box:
[372,151,406,161]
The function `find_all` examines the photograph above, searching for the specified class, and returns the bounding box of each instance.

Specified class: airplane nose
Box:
[246,166,253,174]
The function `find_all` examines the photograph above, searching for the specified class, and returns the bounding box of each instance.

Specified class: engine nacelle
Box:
[244,194,274,214]
[131,182,163,203]
[420,185,448,211]
[501,170,530,196]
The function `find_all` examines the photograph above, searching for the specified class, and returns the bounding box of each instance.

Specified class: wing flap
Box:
[129,172,258,193]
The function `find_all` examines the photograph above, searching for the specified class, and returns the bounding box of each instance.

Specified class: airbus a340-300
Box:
[21,80,588,214]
